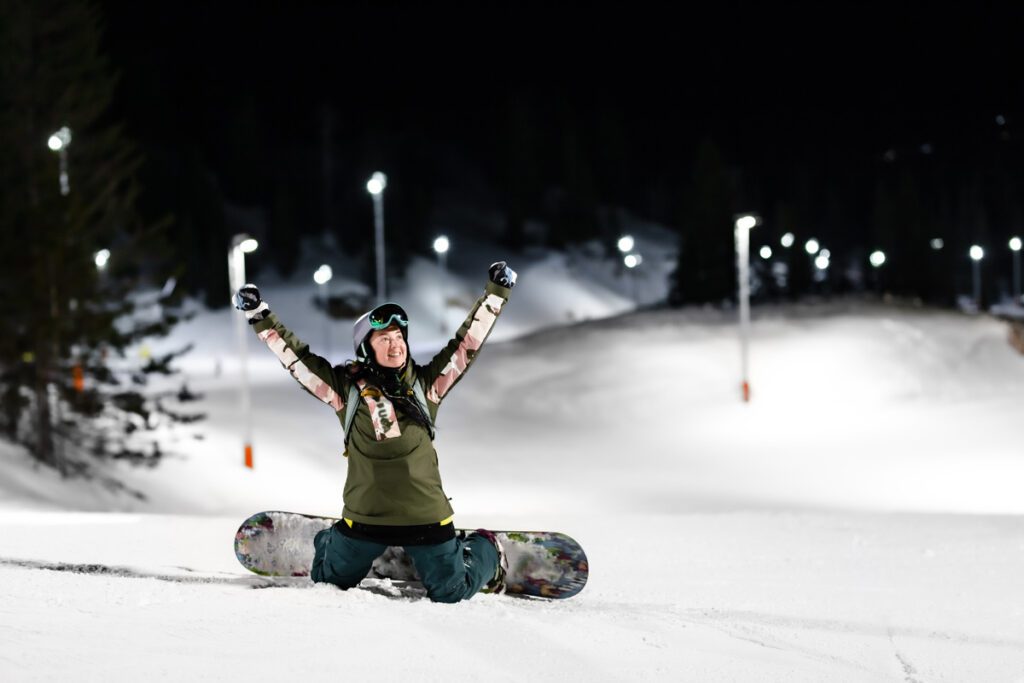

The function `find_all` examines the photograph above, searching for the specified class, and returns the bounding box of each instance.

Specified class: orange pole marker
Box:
[244,444,253,469]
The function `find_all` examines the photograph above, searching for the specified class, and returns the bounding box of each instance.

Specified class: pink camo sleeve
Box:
[256,327,345,412]
[426,292,505,403]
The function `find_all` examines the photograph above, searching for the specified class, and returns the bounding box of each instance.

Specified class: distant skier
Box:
[233,261,517,602]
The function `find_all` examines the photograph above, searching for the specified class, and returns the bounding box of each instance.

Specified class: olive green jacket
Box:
[249,280,511,525]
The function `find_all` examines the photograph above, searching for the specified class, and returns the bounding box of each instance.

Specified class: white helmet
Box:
[352,302,409,361]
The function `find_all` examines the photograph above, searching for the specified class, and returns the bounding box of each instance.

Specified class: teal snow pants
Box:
[310,524,498,603]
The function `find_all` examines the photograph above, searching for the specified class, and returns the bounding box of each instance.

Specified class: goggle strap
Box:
[369,313,408,330]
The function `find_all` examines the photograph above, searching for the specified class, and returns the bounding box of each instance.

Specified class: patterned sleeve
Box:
[250,310,346,413]
[422,280,511,407]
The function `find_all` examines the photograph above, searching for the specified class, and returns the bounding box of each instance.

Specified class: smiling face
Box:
[368,324,407,369]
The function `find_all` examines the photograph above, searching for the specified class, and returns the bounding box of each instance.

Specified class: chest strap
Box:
[343,380,435,446]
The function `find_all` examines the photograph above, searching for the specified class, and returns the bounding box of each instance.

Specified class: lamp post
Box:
[314,265,333,355]
[228,233,259,468]
[623,252,642,303]
[44,126,73,461]
[1010,237,1022,302]
[433,236,450,332]
[47,126,72,196]
[367,172,388,301]
[815,250,831,273]
[735,214,758,402]
[617,235,636,303]
[970,245,984,311]
[869,250,886,296]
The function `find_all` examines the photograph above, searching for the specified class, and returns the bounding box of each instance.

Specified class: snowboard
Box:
[234,511,588,599]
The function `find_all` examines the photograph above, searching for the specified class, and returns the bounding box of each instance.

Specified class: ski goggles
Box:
[367,302,409,330]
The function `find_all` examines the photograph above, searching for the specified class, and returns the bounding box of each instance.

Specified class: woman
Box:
[234,261,517,602]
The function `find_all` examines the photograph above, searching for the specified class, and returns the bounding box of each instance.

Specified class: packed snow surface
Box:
[2,252,1023,681]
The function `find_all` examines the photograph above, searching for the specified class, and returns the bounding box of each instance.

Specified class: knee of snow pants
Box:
[311,525,386,590]
[405,536,498,604]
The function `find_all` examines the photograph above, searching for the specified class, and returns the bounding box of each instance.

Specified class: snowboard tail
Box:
[234,511,588,600]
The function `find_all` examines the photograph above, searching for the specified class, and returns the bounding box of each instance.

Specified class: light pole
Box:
[228,233,259,468]
[1010,237,1022,302]
[758,246,773,296]
[70,248,111,397]
[314,264,333,355]
[779,233,795,294]
[47,126,72,196]
[44,126,73,461]
[815,250,831,273]
[617,235,636,304]
[624,252,642,303]
[870,250,886,296]
[367,171,388,301]
[735,214,758,402]
[433,236,450,332]
[970,245,984,311]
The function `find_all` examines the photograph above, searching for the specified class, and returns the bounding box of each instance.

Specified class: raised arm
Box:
[422,262,516,405]
[234,284,346,413]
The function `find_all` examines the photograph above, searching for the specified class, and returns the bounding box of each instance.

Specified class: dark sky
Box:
[96,1,1024,221]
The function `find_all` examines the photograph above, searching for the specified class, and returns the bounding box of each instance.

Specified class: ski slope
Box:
[2,245,1024,681]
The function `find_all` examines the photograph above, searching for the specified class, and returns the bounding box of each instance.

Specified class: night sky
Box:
[98,3,1023,162]
[91,1,1024,300]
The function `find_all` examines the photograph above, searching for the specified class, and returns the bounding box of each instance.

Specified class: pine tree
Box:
[0,0,199,476]
[872,165,927,299]
[269,182,300,279]
[501,93,539,250]
[547,100,599,248]
[670,139,736,305]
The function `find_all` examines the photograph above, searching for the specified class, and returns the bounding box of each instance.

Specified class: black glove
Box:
[488,261,517,288]
[234,284,262,311]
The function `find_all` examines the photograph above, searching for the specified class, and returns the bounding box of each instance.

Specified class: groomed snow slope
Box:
[2,267,1024,680]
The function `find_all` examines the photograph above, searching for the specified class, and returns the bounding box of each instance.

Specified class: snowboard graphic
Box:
[234,511,588,599]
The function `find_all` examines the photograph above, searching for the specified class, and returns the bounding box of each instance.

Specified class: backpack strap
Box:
[342,377,436,446]
[412,380,435,440]
[342,382,362,447]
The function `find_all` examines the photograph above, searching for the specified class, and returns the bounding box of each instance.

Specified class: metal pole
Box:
[59,148,69,196]
[736,225,751,402]
[1011,249,1019,303]
[229,245,253,468]
[439,250,447,333]
[374,193,385,301]
[973,259,981,311]
[320,280,330,357]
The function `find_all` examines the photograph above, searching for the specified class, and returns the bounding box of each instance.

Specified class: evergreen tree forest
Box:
[118,86,1024,310]
[0,0,199,478]
[83,2,1024,311]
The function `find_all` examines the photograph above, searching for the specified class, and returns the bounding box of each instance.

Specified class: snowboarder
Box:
[233,261,517,602]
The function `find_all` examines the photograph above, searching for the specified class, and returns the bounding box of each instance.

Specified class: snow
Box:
[2,237,1024,681]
